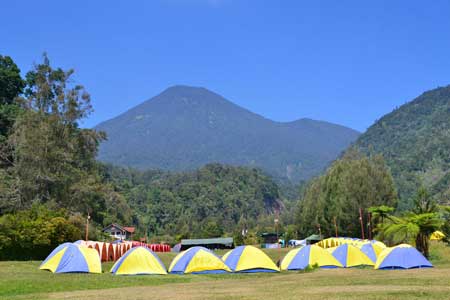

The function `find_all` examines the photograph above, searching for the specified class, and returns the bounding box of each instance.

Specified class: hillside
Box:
[353,85,450,209]
[101,163,282,240]
[96,85,359,182]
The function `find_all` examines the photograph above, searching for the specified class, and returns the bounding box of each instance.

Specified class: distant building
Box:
[260,232,281,248]
[102,223,135,240]
[260,232,278,244]
[180,238,234,251]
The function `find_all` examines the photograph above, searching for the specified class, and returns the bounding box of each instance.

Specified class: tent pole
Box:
[333,216,338,238]
[359,208,365,240]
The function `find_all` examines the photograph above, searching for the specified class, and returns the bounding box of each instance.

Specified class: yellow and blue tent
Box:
[168,246,231,274]
[430,231,445,241]
[374,244,433,270]
[222,245,279,273]
[280,245,342,270]
[110,246,167,275]
[331,244,374,267]
[326,246,337,254]
[359,242,384,263]
[39,243,101,273]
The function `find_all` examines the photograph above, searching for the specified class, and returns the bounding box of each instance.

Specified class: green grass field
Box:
[1,244,450,300]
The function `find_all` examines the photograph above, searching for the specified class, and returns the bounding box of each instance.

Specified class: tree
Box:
[1,54,102,211]
[296,150,398,238]
[376,187,442,257]
[0,55,25,105]
[378,212,442,258]
[413,186,438,214]
[0,54,130,227]
[0,55,25,144]
[368,205,395,227]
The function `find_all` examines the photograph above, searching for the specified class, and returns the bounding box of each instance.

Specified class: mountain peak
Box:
[96,86,359,181]
[158,85,219,99]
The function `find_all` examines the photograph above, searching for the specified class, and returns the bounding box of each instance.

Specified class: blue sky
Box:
[1,0,449,131]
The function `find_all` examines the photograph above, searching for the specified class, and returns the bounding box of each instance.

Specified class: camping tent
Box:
[39,243,101,273]
[374,244,433,270]
[331,244,374,267]
[222,245,279,273]
[168,246,231,274]
[110,246,167,275]
[430,231,445,241]
[280,245,342,270]
[359,242,384,263]
[317,238,386,250]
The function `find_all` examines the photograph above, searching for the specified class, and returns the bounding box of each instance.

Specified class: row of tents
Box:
[73,240,171,262]
[40,239,433,274]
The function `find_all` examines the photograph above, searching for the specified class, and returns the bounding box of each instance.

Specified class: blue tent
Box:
[222,245,279,273]
[331,244,374,267]
[40,243,101,273]
[280,245,342,270]
[359,243,379,263]
[375,244,433,270]
[168,246,231,274]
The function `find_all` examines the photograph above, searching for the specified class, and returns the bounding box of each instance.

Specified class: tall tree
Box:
[0,55,25,143]
[0,54,129,226]
[296,150,398,238]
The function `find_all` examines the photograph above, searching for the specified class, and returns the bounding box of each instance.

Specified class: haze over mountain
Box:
[96,86,360,182]
[353,85,450,210]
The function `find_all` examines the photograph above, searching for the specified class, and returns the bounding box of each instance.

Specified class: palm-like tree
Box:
[380,212,442,257]
[369,205,395,225]
[375,186,442,258]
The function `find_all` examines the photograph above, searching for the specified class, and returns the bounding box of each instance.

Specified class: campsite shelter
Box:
[305,234,322,245]
[280,245,342,270]
[110,246,167,275]
[39,243,101,273]
[168,246,231,274]
[222,245,279,273]
[374,244,433,270]
[359,242,384,263]
[180,238,234,251]
[331,244,374,267]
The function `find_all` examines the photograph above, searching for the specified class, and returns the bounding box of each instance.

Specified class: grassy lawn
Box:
[1,243,449,300]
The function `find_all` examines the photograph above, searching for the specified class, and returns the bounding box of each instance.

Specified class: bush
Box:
[0,204,82,260]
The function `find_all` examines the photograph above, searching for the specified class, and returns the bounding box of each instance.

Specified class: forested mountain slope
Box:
[96,85,359,182]
[353,85,450,209]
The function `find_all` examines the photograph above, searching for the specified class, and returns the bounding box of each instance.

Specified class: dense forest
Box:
[353,86,450,210]
[102,163,283,243]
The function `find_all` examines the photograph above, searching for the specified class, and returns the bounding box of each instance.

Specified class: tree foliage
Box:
[296,150,398,238]
[102,163,282,239]
[0,54,131,226]
[0,55,25,144]
[0,55,25,105]
[0,204,81,260]
[375,187,442,257]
